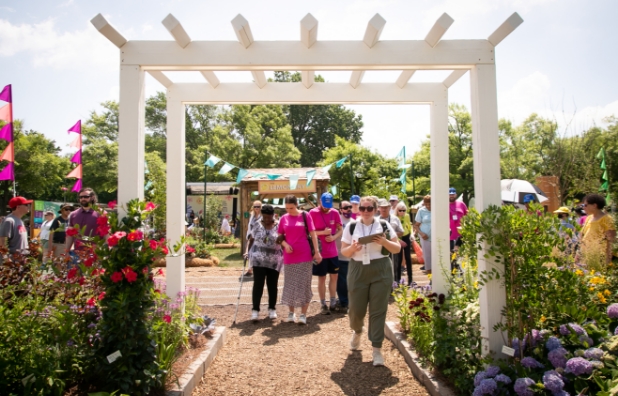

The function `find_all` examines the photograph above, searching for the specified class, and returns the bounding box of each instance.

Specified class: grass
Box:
[210,247,245,268]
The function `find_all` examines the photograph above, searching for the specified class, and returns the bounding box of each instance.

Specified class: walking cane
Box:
[232,257,248,325]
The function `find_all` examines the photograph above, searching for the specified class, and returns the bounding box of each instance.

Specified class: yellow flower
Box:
[540,315,547,323]
[575,269,584,276]
[604,289,611,296]
[474,281,479,289]
[597,292,607,304]
[590,276,606,285]
[591,269,596,275]
[461,261,467,269]
[452,268,458,275]
[589,287,595,291]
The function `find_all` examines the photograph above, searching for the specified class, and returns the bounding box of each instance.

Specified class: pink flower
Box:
[107,234,119,247]
[108,201,117,210]
[144,202,157,212]
[163,314,171,323]
[78,276,85,286]
[142,267,149,274]
[149,239,158,250]
[66,227,79,237]
[113,231,127,239]
[97,292,106,300]
[86,297,96,307]
[156,269,164,276]
[186,246,195,253]
[96,216,108,226]
[122,266,138,283]
[127,230,144,242]
[67,268,78,279]
[110,271,123,283]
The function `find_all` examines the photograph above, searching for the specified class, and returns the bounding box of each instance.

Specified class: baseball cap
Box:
[523,194,536,204]
[350,195,361,204]
[377,198,390,207]
[449,187,457,195]
[389,195,399,202]
[58,203,74,213]
[8,196,33,209]
[553,206,570,214]
[320,192,333,209]
[44,211,55,216]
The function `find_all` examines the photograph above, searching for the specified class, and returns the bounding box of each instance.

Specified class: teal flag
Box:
[236,168,249,183]
[321,164,333,173]
[399,169,407,194]
[336,157,347,168]
[218,162,235,175]
[306,169,317,186]
[396,146,406,168]
[204,155,221,168]
[145,180,153,190]
[289,174,299,190]
[250,172,266,178]
[331,185,337,195]
[267,174,281,180]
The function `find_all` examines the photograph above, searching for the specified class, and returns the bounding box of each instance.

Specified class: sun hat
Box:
[449,187,457,195]
[8,196,33,209]
[350,195,361,204]
[320,192,333,209]
[553,206,570,214]
[389,195,399,202]
[44,211,55,216]
[377,198,390,207]
[523,194,536,204]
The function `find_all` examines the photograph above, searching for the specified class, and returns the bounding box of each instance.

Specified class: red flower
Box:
[149,239,158,250]
[78,276,85,286]
[154,289,161,294]
[142,267,149,274]
[96,216,108,226]
[66,227,79,237]
[127,230,144,242]
[186,246,195,253]
[163,315,171,323]
[144,202,157,212]
[156,269,164,276]
[108,200,117,209]
[98,292,106,300]
[162,246,169,255]
[107,234,119,247]
[84,256,95,267]
[122,266,138,283]
[67,267,78,279]
[97,225,110,237]
[86,297,96,307]
[110,271,123,283]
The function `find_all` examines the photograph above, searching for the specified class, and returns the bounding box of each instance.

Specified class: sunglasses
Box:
[79,195,92,199]
[253,206,261,209]
[341,206,352,210]
[398,209,406,212]
[358,206,375,212]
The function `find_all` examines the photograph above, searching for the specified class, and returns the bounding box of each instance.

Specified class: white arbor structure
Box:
[92,11,523,357]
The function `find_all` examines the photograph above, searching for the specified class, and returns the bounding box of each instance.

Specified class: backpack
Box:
[348,219,390,256]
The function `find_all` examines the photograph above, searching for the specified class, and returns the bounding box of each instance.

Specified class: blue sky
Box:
[1,0,617,161]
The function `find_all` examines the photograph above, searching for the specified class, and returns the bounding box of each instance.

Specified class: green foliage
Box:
[144,152,166,232]
[392,285,435,361]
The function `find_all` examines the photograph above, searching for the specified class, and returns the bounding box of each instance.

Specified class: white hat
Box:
[389,195,399,202]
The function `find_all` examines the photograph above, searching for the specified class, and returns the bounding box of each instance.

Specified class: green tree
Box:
[144,151,166,231]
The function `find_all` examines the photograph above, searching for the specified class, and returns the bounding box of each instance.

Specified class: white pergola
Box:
[92,11,522,357]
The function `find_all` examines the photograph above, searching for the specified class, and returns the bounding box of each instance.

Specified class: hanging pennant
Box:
[204,155,221,168]
[145,180,153,190]
[70,150,81,164]
[289,174,299,190]
[600,181,609,191]
[596,147,605,160]
[602,170,608,180]
[601,158,606,170]
[0,123,12,142]
[69,135,81,149]
[331,185,337,195]
[0,104,12,122]
[218,162,235,175]
[68,120,81,134]
[273,198,280,205]
[71,179,82,193]
[66,164,83,179]
[0,84,11,103]
[306,169,316,186]
[267,174,281,180]
[336,157,347,168]
[0,162,14,181]
[321,164,333,173]
[0,142,14,162]
[250,172,266,178]
[399,169,407,194]
[236,168,249,183]
[145,160,149,175]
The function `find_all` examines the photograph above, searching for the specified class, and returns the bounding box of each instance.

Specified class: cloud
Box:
[498,71,551,122]
[142,23,153,33]
[0,18,118,71]
[58,0,74,7]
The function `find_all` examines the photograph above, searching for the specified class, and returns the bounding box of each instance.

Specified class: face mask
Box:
[342,212,352,218]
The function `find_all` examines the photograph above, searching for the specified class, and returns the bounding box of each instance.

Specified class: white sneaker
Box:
[372,348,384,366]
[350,330,362,350]
[285,312,296,323]
[251,310,259,322]
[268,309,277,319]
[298,314,307,325]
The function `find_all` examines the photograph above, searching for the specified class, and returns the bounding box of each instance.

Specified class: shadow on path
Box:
[331,351,400,395]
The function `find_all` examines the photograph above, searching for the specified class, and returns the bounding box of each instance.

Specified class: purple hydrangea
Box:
[472,388,483,396]
[546,336,562,351]
[485,366,500,377]
[478,378,497,394]
[584,347,604,360]
[512,337,525,355]
[568,323,587,336]
[542,370,564,393]
[521,356,545,369]
[559,325,569,336]
[607,303,618,319]
[614,326,618,336]
[565,357,593,376]
[553,391,570,396]
[548,347,568,369]
[531,329,542,345]
[495,374,512,384]
[514,377,536,396]
[474,371,487,387]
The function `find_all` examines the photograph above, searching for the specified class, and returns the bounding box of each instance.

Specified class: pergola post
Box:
[429,95,450,295]
[165,91,186,300]
[470,64,506,357]
[117,65,145,212]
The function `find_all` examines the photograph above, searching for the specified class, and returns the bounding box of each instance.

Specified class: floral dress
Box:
[248,221,283,272]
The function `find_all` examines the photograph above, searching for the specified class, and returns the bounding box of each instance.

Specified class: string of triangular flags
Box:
[203,153,348,191]
[597,147,611,204]
[395,146,409,194]
[0,84,15,181]
[65,120,82,192]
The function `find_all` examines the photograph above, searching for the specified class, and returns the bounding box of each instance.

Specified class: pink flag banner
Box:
[0,85,11,103]
[69,135,81,148]
[0,142,14,162]
[70,150,81,164]
[0,123,12,142]
[71,178,82,193]
[68,120,81,134]
[0,162,14,181]
[0,104,12,122]
[66,164,82,179]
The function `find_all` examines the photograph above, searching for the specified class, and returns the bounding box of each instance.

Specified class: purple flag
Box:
[71,178,82,193]
[0,162,14,181]
[68,120,81,134]
[0,123,12,142]
[0,85,11,103]
[70,150,81,164]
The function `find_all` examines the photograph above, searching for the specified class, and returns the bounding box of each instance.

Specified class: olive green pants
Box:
[348,256,393,348]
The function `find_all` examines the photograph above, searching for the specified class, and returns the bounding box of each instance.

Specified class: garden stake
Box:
[233,257,248,324]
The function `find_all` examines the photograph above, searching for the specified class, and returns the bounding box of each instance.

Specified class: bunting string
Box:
[65,120,82,192]
[0,84,15,183]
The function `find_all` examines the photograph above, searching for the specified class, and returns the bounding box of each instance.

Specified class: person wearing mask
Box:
[39,211,55,258]
[309,192,343,315]
[66,187,101,253]
[389,195,399,216]
[350,195,361,219]
[243,200,263,278]
[49,204,73,258]
[334,200,353,313]
[277,195,322,325]
[395,202,414,286]
[580,194,616,266]
[0,196,33,254]
[341,196,401,366]
[414,196,432,273]
[244,204,282,321]
[448,187,468,252]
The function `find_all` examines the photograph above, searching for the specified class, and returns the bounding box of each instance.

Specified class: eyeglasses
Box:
[358,206,375,212]
[79,195,92,199]
[341,206,352,210]
[398,209,406,212]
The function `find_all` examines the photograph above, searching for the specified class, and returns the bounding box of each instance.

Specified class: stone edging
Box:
[166,326,228,396]
[384,321,456,396]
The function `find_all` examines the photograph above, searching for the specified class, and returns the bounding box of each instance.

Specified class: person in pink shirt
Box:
[449,187,468,252]
[277,195,322,325]
[309,193,343,315]
[575,206,588,226]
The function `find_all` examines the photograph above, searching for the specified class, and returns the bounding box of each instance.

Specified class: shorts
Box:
[312,256,340,276]
[450,237,463,251]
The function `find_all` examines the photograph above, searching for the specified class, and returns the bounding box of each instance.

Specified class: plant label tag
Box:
[501,345,515,357]
[107,350,122,363]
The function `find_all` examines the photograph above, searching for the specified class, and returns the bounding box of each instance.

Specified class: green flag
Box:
[606,193,611,204]
[601,158,606,170]
[600,181,609,191]
[603,170,608,180]
[596,147,605,160]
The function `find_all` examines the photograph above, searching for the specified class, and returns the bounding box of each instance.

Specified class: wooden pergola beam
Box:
[91,14,127,48]
[350,13,386,88]
[148,71,173,88]
[162,14,191,48]
[488,12,524,46]
[425,13,454,48]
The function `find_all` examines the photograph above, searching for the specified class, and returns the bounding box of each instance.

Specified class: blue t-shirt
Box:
[414,207,432,241]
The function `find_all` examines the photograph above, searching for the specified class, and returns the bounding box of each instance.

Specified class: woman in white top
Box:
[340,196,401,367]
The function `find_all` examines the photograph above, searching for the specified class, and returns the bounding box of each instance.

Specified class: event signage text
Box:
[258,180,316,194]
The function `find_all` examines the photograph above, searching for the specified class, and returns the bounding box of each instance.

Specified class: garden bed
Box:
[154,256,221,267]
[213,243,240,249]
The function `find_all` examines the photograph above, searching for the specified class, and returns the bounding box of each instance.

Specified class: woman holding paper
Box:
[340,196,401,367]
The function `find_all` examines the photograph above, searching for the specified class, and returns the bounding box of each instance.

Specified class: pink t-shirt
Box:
[309,207,343,259]
[578,216,588,226]
[449,201,468,240]
[278,212,316,265]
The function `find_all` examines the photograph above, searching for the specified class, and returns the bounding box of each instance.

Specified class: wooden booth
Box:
[239,168,330,253]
